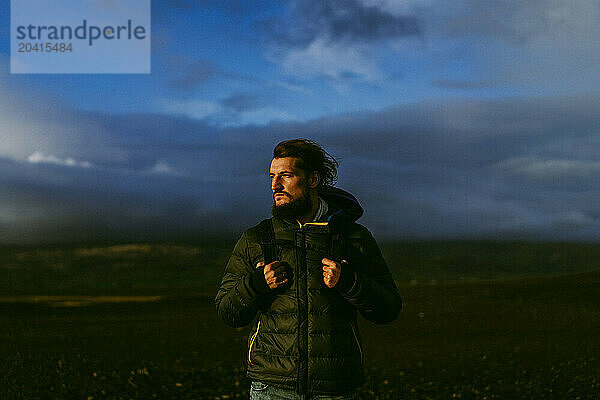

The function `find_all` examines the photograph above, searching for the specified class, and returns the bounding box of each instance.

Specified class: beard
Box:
[271,191,312,220]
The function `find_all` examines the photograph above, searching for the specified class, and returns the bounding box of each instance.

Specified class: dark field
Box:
[1,242,600,399]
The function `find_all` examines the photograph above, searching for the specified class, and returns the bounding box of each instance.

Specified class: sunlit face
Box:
[270,157,309,207]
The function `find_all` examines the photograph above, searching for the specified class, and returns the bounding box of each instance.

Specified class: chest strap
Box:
[254,218,347,264]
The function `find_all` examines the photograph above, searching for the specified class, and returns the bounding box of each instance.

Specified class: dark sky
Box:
[1,1,600,243]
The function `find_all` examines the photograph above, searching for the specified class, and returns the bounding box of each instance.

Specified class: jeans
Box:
[249,381,360,400]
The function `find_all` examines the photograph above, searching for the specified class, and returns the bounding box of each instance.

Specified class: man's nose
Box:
[271,176,283,191]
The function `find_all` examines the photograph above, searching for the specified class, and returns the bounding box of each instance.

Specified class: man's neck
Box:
[296,192,320,225]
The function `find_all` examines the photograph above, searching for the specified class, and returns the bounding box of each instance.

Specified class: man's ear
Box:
[308,171,320,189]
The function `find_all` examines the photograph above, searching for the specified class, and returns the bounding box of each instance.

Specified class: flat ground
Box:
[1,269,599,399]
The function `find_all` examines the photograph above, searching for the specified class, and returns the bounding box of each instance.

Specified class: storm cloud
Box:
[260,0,421,81]
[3,2,600,243]
[2,84,600,243]
[261,0,421,47]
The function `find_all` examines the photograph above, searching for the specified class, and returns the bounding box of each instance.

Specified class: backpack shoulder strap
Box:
[329,221,357,263]
[247,218,277,265]
[330,233,346,262]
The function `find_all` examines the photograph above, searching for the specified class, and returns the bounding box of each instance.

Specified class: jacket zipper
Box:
[296,226,309,395]
[295,222,327,394]
[349,322,364,364]
[248,321,261,365]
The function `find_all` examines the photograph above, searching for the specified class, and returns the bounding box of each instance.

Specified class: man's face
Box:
[270,157,312,218]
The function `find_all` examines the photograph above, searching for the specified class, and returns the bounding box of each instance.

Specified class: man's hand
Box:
[322,258,343,288]
[257,261,288,290]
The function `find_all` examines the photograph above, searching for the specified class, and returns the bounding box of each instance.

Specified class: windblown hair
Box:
[273,139,339,190]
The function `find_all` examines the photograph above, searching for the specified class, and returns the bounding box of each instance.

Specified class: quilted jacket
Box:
[215,187,402,395]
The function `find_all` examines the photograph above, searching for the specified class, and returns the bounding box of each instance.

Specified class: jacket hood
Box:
[320,186,363,224]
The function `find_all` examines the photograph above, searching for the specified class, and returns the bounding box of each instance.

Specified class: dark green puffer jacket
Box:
[215,187,402,396]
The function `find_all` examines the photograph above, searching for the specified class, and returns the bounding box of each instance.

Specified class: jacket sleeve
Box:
[337,227,402,324]
[215,232,270,328]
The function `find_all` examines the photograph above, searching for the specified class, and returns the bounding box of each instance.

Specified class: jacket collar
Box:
[274,186,362,233]
[312,196,329,222]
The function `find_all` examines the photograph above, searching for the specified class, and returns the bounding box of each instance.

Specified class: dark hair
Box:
[273,139,339,190]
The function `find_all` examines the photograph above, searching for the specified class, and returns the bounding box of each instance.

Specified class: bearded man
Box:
[215,139,402,399]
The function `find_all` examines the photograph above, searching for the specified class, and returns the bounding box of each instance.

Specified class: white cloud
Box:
[26,151,92,168]
[269,81,313,95]
[418,0,600,92]
[227,108,297,127]
[495,157,600,180]
[358,0,433,16]
[157,98,222,120]
[280,37,383,82]
[0,69,125,166]
[150,160,179,175]
[156,97,296,126]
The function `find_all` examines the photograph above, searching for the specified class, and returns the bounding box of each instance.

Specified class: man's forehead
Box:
[270,157,302,173]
